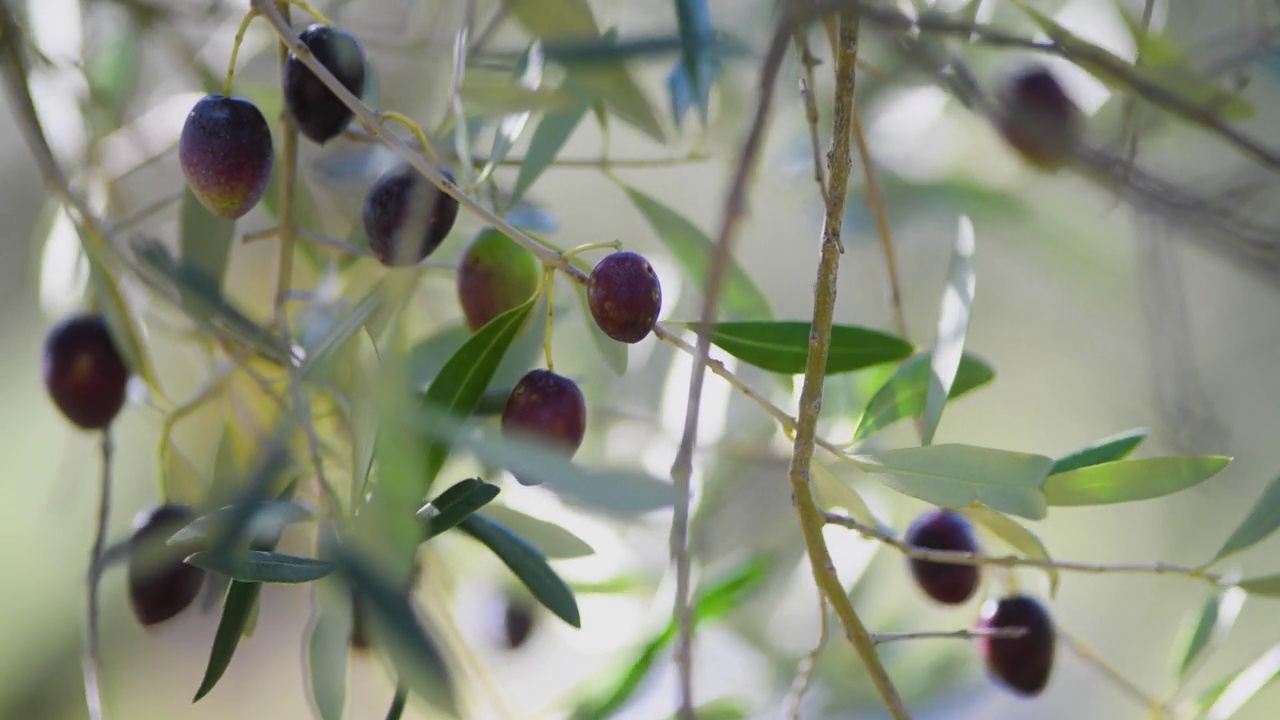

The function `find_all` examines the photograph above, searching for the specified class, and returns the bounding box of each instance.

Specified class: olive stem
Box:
[378,111,439,163]
[562,240,622,260]
[223,9,259,96]
[822,510,1227,586]
[83,429,114,720]
[784,8,912,719]
[541,268,557,372]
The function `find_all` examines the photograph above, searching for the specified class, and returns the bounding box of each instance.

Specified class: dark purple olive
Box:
[904,509,980,604]
[500,370,586,486]
[43,314,130,430]
[587,251,662,343]
[127,504,205,626]
[363,164,460,266]
[995,64,1082,171]
[178,94,274,219]
[502,596,537,651]
[283,24,367,144]
[978,594,1056,696]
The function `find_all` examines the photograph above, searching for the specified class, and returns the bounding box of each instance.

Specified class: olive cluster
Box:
[904,509,1056,697]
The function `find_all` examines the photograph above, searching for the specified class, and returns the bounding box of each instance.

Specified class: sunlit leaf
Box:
[1049,427,1149,475]
[621,184,772,320]
[922,215,976,445]
[958,504,1058,596]
[419,478,501,540]
[419,297,537,493]
[477,504,596,559]
[1213,473,1280,563]
[851,352,995,442]
[812,459,890,533]
[678,321,912,375]
[186,550,335,584]
[459,513,581,627]
[1044,456,1231,506]
[851,444,1052,520]
[1199,643,1280,720]
[194,580,261,701]
[1171,588,1246,682]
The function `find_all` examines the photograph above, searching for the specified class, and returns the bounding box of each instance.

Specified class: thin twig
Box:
[822,511,1225,586]
[1059,626,1179,717]
[791,27,829,209]
[667,12,796,719]
[784,591,829,719]
[871,627,1026,644]
[83,430,114,720]
[787,9,911,719]
[850,102,907,340]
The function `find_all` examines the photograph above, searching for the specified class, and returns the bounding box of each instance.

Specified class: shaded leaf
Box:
[1044,456,1231,506]
[179,186,235,292]
[458,513,581,627]
[958,504,1058,596]
[1238,575,1280,597]
[621,185,772,320]
[1049,428,1149,475]
[420,297,537,493]
[670,0,717,126]
[194,581,261,701]
[420,412,674,515]
[812,459,891,533]
[852,352,995,442]
[1213,473,1280,563]
[88,255,162,395]
[922,215,976,445]
[419,479,501,540]
[680,321,913,375]
[168,499,313,548]
[334,540,456,713]
[305,580,352,720]
[186,550,335,584]
[479,504,596,559]
[511,93,591,206]
[562,29,666,143]
[1171,588,1247,682]
[851,444,1052,520]
[297,284,386,381]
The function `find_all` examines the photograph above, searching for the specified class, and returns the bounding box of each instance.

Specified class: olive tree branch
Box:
[872,627,1026,644]
[665,11,796,716]
[822,510,1226,587]
[787,9,911,719]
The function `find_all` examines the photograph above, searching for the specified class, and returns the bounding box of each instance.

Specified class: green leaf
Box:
[305,579,352,720]
[958,504,1058,596]
[679,321,913,375]
[511,93,590,206]
[670,0,717,126]
[1013,1,1254,123]
[478,505,596,558]
[509,0,598,39]
[662,700,747,720]
[419,297,537,493]
[161,446,208,507]
[421,414,674,515]
[334,540,456,713]
[574,555,768,719]
[458,514,581,627]
[88,255,162,396]
[1198,642,1280,719]
[178,186,235,292]
[1044,456,1231,507]
[297,284,386,381]
[851,444,1052,520]
[575,282,628,375]
[477,42,545,188]
[419,479,501,540]
[1238,575,1280,597]
[1049,428,1149,475]
[620,185,772,320]
[1171,588,1246,683]
[922,216,976,445]
[186,550,335,584]
[852,352,995,442]
[168,499,313,548]
[563,30,666,143]
[1213,473,1280,563]
[194,580,261,701]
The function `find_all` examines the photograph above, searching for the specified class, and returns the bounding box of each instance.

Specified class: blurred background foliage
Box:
[3,0,1280,718]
